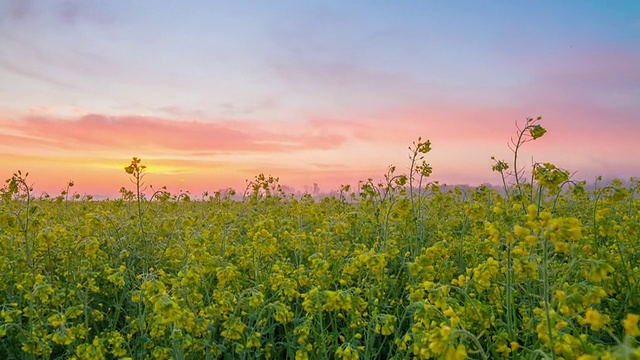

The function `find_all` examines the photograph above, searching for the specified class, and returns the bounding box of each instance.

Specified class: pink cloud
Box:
[0,113,348,154]
[306,103,525,146]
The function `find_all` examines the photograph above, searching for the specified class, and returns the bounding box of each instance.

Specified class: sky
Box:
[1,0,639,198]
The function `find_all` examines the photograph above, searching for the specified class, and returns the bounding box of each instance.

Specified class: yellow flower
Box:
[496,342,511,357]
[153,295,181,323]
[246,332,261,348]
[272,302,294,324]
[221,317,246,341]
[48,313,66,327]
[295,350,309,360]
[584,308,607,331]
[381,315,396,336]
[51,328,75,345]
[107,272,125,288]
[622,313,639,336]
[577,355,597,360]
[294,321,311,344]
[525,235,538,246]
[445,344,467,360]
[584,262,614,283]
[336,344,359,360]
[514,225,530,238]
[527,204,538,221]
[555,320,569,330]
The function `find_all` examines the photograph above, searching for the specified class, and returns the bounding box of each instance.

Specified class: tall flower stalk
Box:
[124,157,148,272]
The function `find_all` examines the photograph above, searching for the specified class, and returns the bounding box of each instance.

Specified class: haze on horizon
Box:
[1,0,639,198]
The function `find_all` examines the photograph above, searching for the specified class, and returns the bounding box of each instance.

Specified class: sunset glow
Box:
[1,1,639,197]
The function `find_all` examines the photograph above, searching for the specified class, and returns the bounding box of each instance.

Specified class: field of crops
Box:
[1,119,639,359]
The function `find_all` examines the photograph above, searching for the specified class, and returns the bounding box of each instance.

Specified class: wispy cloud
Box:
[0,0,116,26]
[2,0,33,21]
[514,46,640,111]
[0,113,348,156]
